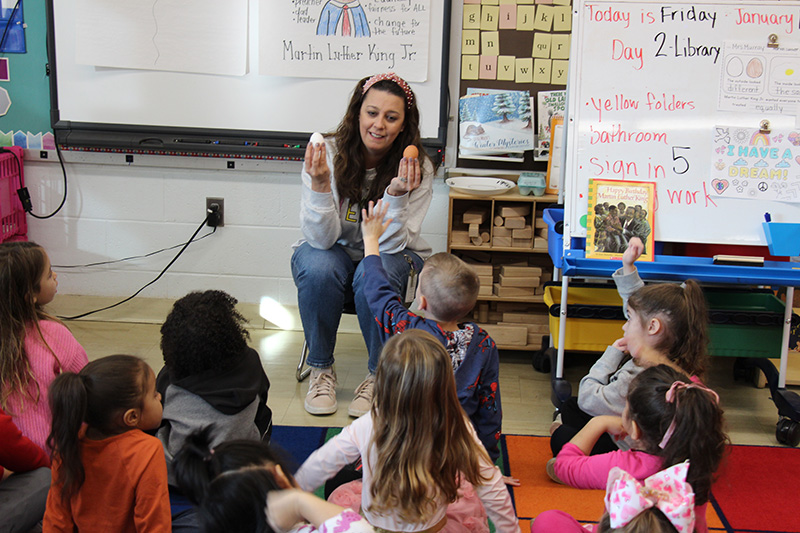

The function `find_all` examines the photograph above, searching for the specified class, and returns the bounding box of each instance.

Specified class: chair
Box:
[296,301,357,381]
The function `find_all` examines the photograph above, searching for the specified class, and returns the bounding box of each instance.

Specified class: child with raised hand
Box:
[551,237,709,456]
[360,199,503,463]
[44,355,170,532]
[157,290,271,480]
[295,330,519,533]
[533,461,696,533]
[545,364,727,533]
[0,242,88,451]
[173,426,374,533]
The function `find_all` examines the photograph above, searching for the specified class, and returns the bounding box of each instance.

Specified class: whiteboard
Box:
[564,0,800,245]
[46,0,451,154]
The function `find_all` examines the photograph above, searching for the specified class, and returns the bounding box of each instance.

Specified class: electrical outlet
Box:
[206,197,224,227]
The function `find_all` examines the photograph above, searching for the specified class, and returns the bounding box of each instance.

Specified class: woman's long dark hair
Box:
[47,355,149,503]
[333,75,434,204]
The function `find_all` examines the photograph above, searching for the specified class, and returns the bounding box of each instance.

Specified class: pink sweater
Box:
[7,320,88,451]
[553,443,708,533]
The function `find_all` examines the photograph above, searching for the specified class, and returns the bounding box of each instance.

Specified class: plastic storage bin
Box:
[544,283,794,357]
[0,147,26,243]
[543,207,564,268]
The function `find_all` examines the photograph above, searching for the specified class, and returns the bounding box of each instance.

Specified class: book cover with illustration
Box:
[536,90,566,161]
[458,90,534,156]
[586,179,656,261]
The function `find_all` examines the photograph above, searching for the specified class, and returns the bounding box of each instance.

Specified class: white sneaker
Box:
[348,374,375,418]
[304,367,338,415]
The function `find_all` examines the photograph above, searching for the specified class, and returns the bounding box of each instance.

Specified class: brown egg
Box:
[403,145,419,159]
[746,58,763,78]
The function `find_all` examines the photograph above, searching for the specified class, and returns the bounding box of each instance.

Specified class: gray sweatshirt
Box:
[293,138,434,261]
[576,266,644,418]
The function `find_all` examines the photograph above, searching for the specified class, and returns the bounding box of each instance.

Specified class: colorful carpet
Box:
[272,427,800,533]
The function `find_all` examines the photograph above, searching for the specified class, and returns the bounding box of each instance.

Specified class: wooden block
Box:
[476,323,528,346]
[493,226,512,237]
[512,226,533,239]
[540,272,552,283]
[463,208,488,224]
[505,216,526,229]
[494,215,505,226]
[478,285,493,297]
[480,231,491,243]
[478,302,490,322]
[534,217,548,228]
[488,311,504,322]
[493,283,536,297]
[499,204,531,217]
[494,236,512,247]
[503,312,550,324]
[467,263,494,276]
[533,237,548,249]
[525,324,550,334]
[501,265,543,277]
[478,275,493,287]
[512,238,532,248]
[537,227,549,239]
[499,274,540,287]
[468,224,480,238]
[527,332,546,345]
[451,230,470,244]
[471,236,483,246]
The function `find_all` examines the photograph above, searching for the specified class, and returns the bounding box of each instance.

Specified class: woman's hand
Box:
[304,141,332,193]
[387,157,421,197]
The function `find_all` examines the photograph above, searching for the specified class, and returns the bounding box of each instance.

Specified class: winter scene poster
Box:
[260,0,430,81]
[458,91,534,155]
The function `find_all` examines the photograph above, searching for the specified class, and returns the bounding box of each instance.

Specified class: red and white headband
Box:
[362,72,414,109]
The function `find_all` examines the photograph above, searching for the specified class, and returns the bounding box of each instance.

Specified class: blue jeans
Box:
[291,242,423,374]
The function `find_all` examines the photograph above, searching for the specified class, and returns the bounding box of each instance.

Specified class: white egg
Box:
[310,132,324,145]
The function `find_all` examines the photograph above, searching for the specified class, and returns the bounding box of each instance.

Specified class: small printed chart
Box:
[710,125,800,202]
[719,41,800,116]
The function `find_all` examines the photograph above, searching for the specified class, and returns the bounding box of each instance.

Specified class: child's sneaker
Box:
[304,367,338,415]
[546,458,565,484]
[348,374,375,417]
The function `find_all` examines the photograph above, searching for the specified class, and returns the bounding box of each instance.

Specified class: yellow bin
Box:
[543,285,625,352]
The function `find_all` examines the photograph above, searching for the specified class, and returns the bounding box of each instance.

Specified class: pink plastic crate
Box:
[0,146,27,243]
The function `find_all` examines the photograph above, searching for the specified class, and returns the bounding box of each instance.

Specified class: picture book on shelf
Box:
[458,90,534,158]
[586,179,656,261]
[536,90,566,161]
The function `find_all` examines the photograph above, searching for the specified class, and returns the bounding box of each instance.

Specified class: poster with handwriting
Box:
[564,0,800,246]
[260,0,431,81]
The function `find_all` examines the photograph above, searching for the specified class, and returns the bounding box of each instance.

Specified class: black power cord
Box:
[16,142,69,219]
[59,215,213,320]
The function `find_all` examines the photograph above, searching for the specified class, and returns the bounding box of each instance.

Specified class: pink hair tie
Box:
[362,72,414,109]
[658,381,719,449]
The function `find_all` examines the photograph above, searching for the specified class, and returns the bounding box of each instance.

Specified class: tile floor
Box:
[62,314,795,448]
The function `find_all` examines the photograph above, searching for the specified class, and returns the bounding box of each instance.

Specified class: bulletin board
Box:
[45,0,452,159]
[564,0,800,245]
[457,0,573,170]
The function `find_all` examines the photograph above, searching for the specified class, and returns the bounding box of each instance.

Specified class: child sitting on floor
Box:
[173,426,374,533]
[44,355,170,531]
[544,364,727,533]
[359,200,503,462]
[295,330,519,533]
[534,461,696,532]
[551,237,710,456]
[0,241,88,451]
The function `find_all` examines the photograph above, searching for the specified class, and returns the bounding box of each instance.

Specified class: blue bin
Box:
[762,222,800,256]
[543,208,564,268]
